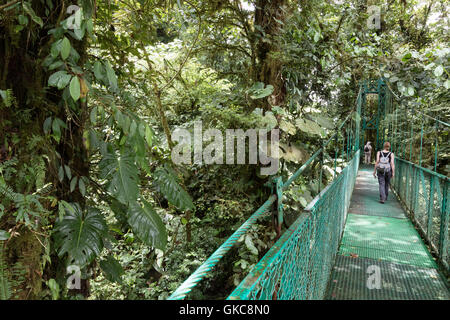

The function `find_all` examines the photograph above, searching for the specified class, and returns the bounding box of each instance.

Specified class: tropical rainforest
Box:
[0,0,448,300]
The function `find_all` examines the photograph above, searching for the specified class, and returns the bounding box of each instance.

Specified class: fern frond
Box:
[30,156,46,190]
[0,89,16,108]
[0,158,18,181]
[0,247,27,300]
[0,181,21,203]
[0,247,12,300]
[35,183,53,196]
[26,135,45,151]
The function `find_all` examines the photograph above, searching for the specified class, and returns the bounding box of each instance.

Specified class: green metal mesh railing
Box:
[166,194,276,300]
[392,158,449,272]
[377,81,450,273]
[228,152,359,300]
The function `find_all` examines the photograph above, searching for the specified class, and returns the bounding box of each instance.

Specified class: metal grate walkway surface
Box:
[326,166,450,300]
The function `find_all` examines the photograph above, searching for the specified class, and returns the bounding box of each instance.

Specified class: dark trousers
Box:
[377,171,391,201]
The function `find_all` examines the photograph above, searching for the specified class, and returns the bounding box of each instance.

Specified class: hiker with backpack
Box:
[373,142,395,203]
[364,141,372,164]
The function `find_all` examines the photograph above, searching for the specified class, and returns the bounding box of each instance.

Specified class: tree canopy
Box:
[0,0,448,300]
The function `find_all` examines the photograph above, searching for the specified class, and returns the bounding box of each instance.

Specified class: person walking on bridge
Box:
[373,142,395,204]
[364,141,372,164]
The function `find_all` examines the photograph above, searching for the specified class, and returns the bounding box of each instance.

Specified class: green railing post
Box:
[346,128,350,160]
[395,106,399,154]
[419,118,424,167]
[405,158,410,204]
[401,108,406,158]
[273,176,284,239]
[409,114,414,162]
[427,175,435,237]
[434,119,439,172]
[404,108,408,158]
[412,164,416,204]
[439,180,448,268]
[413,165,419,215]
[319,148,324,194]
[393,106,397,154]
[334,129,338,179]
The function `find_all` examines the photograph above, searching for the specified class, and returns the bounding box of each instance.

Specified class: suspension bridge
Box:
[168,79,450,300]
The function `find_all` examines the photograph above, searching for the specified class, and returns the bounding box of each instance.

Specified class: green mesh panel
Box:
[326,255,449,300]
[227,153,360,300]
[392,159,449,272]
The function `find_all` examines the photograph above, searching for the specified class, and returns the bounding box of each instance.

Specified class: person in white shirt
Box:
[364,141,372,164]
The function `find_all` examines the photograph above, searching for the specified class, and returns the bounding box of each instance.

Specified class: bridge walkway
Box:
[326,165,449,300]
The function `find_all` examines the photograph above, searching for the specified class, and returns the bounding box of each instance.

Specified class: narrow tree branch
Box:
[0,0,19,11]
[159,2,202,92]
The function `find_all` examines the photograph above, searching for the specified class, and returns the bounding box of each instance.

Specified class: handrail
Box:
[167,195,276,300]
[396,158,449,182]
[228,151,360,299]
[391,157,449,273]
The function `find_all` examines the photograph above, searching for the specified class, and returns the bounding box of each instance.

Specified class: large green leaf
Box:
[70,76,81,101]
[308,114,335,129]
[60,37,71,60]
[48,71,71,90]
[93,61,105,82]
[248,82,274,99]
[444,80,450,90]
[54,203,107,266]
[99,150,139,205]
[22,2,43,27]
[0,230,10,241]
[295,118,324,136]
[108,198,128,226]
[279,142,309,163]
[261,111,278,129]
[434,65,444,77]
[153,167,194,211]
[99,256,124,284]
[279,120,297,135]
[127,200,167,250]
[244,235,258,255]
[104,61,118,90]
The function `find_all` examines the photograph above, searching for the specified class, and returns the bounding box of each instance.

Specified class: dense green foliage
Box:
[0,0,448,299]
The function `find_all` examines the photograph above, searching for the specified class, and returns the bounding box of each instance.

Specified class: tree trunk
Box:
[0,0,90,298]
[254,0,287,111]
